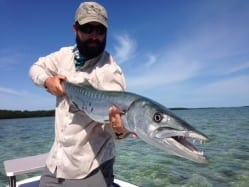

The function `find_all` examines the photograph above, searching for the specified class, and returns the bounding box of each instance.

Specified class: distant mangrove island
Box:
[0,108,186,119]
[0,109,55,119]
[0,106,248,119]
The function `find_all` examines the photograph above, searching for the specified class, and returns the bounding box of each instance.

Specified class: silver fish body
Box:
[63,82,208,163]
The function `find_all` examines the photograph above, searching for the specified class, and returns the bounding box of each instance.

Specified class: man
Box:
[29,2,129,187]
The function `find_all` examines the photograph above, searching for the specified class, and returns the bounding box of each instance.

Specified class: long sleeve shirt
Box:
[29,46,126,179]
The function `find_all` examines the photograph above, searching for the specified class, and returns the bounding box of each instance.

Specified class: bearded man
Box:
[29,2,129,187]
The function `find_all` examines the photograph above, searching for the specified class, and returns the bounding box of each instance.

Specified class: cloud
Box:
[0,87,54,110]
[196,75,249,97]
[122,11,249,93]
[0,86,26,96]
[114,5,249,108]
[222,61,249,75]
[0,49,23,70]
[125,52,201,90]
[113,34,136,64]
[145,54,157,67]
[185,75,249,107]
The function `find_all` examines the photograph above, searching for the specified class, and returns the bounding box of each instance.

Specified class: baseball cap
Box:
[75,2,108,28]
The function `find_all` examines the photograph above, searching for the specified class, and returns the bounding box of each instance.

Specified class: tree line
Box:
[0,109,55,119]
[0,107,190,120]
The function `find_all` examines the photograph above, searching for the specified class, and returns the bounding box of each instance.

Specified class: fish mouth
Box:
[171,135,206,156]
[154,128,208,163]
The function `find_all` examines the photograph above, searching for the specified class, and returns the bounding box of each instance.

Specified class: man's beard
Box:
[76,35,106,60]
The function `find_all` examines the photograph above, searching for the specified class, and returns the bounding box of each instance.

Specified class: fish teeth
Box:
[190,138,204,144]
[193,150,204,156]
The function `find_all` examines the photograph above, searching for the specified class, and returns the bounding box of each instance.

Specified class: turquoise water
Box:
[0,107,249,187]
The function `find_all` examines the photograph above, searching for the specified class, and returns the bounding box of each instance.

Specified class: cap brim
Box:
[77,18,108,28]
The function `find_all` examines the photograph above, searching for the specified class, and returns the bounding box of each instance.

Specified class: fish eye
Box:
[153,112,163,123]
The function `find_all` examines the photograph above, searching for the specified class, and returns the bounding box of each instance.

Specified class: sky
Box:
[0,0,249,110]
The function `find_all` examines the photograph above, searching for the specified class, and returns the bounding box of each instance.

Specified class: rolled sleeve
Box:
[29,47,73,88]
[29,63,52,88]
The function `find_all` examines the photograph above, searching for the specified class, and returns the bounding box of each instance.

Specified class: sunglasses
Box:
[77,23,107,35]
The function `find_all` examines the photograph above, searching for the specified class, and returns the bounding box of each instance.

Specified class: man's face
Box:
[75,22,107,60]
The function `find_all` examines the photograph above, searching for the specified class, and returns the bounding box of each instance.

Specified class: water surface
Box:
[0,107,249,186]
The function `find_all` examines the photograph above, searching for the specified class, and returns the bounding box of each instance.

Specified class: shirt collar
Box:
[72,45,103,71]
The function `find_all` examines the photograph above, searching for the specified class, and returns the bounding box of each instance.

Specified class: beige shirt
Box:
[29,46,126,179]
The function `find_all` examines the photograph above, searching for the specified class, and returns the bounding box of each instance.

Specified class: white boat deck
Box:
[4,153,138,187]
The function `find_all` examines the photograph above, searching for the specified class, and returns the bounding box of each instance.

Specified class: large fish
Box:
[63,81,208,163]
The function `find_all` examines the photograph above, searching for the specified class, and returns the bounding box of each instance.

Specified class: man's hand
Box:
[109,106,130,139]
[109,106,137,139]
[45,75,67,97]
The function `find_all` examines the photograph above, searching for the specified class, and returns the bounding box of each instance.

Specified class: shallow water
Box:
[1,107,249,186]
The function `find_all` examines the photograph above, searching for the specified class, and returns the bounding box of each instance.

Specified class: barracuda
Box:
[63,82,208,163]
